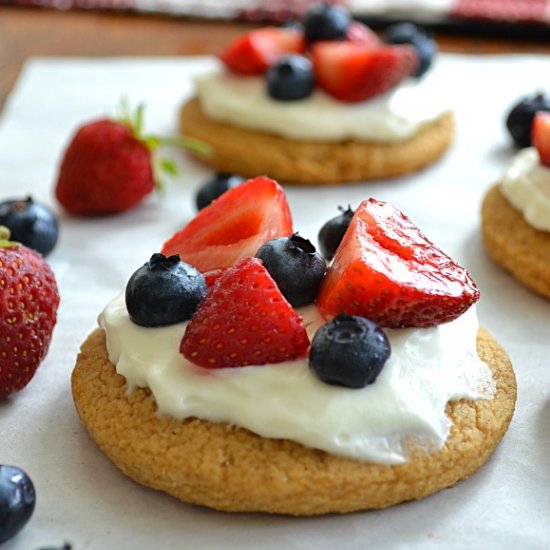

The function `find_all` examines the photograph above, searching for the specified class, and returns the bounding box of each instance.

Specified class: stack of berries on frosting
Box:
[72,176,516,516]
[482,94,550,299]
[180,3,454,184]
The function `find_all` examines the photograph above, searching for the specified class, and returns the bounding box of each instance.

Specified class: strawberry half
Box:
[220,27,306,75]
[181,257,310,369]
[532,111,550,167]
[161,176,293,273]
[311,42,418,102]
[317,199,479,328]
[0,229,60,397]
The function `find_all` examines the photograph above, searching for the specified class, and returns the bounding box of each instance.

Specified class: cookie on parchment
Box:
[71,327,515,516]
[481,184,550,299]
[180,98,454,185]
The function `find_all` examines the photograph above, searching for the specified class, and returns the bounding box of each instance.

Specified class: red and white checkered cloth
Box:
[2,0,550,27]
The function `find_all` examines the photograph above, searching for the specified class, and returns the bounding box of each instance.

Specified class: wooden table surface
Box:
[1,5,550,110]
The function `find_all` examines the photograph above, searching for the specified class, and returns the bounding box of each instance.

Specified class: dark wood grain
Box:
[1,6,550,109]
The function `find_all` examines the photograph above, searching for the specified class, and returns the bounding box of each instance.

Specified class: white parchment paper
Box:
[0,55,549,549]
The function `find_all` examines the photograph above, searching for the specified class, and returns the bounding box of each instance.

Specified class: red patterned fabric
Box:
[452,0,549,23]
[2,0,550,27]
[240,0,345,21]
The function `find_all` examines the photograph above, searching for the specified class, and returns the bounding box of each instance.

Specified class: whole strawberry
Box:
[0,227,60,398]
[55,104,205,216]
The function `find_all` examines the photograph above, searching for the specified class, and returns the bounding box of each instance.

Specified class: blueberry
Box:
[255,234,327,307]
[266,55,314,101]
[0,465,36,544]
[318,205,355,261]
[195,173,244,211]
[309,315,391,388]
[383,22,436,78]
[125,253,207,327]
[303,3,351,44]
[506,92,550,148]
[0,196,58,256]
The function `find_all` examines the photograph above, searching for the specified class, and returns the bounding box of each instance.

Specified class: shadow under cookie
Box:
[180,98,454,185]
[71,327,516,516]
[481,184,550,299]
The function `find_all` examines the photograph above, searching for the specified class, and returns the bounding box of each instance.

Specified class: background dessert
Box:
[482,108,550,299]
[180,5,454,184]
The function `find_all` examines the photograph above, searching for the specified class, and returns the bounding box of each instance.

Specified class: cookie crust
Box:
[71,327,515,516]
[180,97,454,185]
[481,184,550,299]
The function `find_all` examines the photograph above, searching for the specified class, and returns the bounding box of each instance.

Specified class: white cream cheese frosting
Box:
[500,147,550,232]
[194,67,451,142]
[99,294,494,465]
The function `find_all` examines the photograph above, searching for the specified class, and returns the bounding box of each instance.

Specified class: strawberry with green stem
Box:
[55,102,208,216]
[0,227,60,398]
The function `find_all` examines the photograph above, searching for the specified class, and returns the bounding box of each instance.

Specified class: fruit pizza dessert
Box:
[180,3,454,184]
[71,177,515,516]
[482,95,550,299]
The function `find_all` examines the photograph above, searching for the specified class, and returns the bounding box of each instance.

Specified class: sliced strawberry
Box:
[317,199,479,328]
[181,257,310,369]
[346,21,380,47]
[311,42,418,102]
[220,27,306,75]
[161,176,293,273]
[203,268,227,287]
[532,111,550,167]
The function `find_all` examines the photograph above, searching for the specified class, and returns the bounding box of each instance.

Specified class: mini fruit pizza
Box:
[71,176,515,516]
[179,4,454,184]
[482,105,550,299]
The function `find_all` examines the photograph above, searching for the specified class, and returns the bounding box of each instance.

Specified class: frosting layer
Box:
[99,295,494,464]
[501,147,550,232]
[194,68,451,142]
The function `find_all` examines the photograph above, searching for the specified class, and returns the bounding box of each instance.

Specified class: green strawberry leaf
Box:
[0,226,19,249]
[159,158,178,176]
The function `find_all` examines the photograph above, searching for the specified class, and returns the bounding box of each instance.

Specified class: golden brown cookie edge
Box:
[481,184,550,299]
[71,326,515,516]
[179,97,454,185]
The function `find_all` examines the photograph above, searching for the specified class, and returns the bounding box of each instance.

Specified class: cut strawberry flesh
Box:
[532,111,550,167]
[203,268,227,287]
[317,199,480,328]
[181,257,310,369]
[346,21,380,46]
[220,27,306,75]
[161,176,293,273]
[312,42,418,102]
[200,211,263,246]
